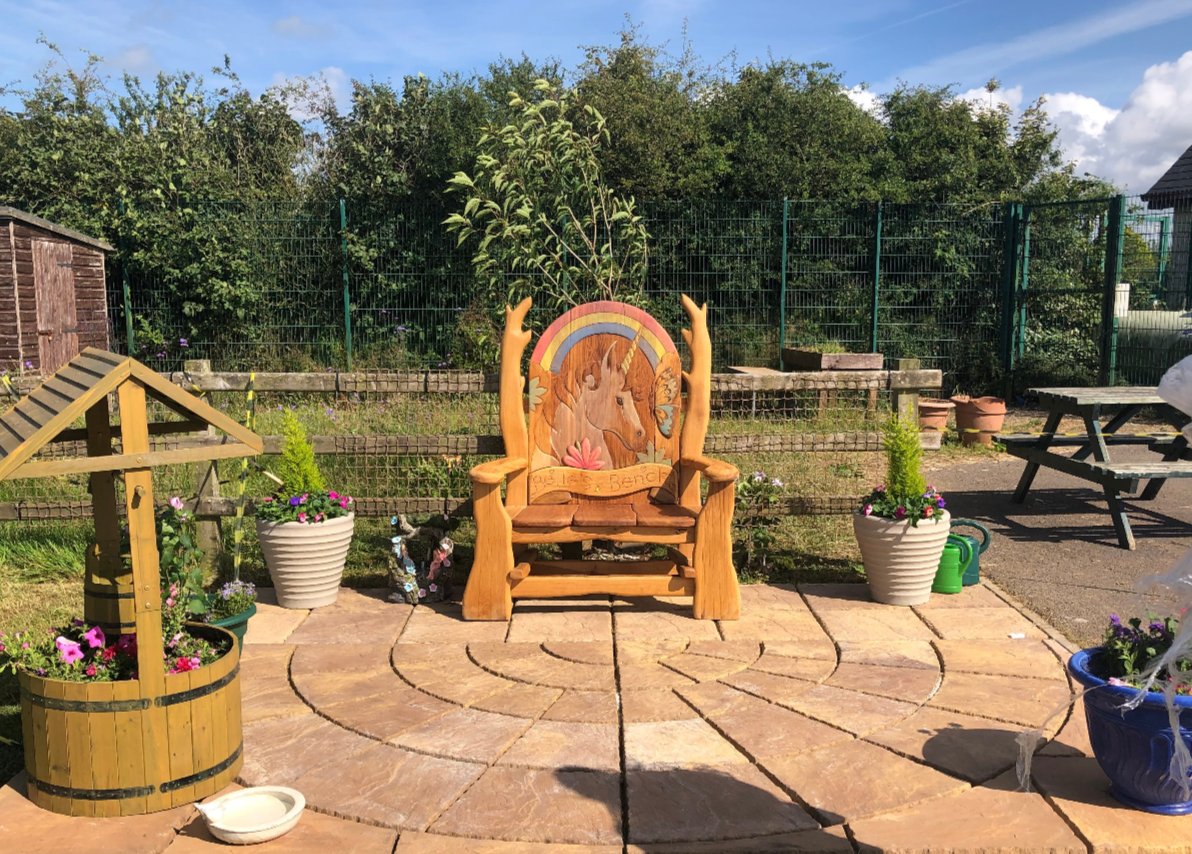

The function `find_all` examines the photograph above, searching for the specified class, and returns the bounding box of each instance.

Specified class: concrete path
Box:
[1,583,1188,852]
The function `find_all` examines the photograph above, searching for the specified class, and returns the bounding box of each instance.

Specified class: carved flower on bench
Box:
[563,438,606,470]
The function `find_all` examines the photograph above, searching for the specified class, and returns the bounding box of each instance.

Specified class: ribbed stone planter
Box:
[853,510,950,605]
[257,513,354,609]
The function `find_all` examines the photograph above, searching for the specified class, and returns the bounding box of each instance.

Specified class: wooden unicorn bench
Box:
[462,295,741,621]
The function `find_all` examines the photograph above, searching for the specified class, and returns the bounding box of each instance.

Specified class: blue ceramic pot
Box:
[1068,647,1192,814]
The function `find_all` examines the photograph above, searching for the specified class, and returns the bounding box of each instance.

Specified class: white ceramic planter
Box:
[257,513,354,609]
[853,510,950,606]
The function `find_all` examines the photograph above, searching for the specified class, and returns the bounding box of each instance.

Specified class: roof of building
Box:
[0,206,115,252]
[1142,143,1192,208]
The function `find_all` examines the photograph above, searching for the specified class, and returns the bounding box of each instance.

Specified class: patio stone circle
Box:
[1,581,1186,852]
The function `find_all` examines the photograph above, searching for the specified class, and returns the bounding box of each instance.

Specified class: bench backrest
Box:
[525,300,682,506]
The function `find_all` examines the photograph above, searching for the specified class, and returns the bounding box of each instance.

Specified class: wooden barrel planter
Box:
[18,624,243,817]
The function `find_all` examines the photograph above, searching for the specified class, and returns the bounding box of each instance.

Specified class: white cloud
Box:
[845,84,880,116]
[110,44,155,75]
[272,15,327,40]
[1041,51,1192,193]
[957,84,1023,113]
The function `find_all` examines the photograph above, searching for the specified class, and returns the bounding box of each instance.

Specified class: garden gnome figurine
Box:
[417,537,454,602]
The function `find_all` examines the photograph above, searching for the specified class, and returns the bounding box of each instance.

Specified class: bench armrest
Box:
[687,454,739,483]
[470,457,528,485]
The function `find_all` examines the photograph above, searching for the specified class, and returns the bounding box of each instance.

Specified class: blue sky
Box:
[2,0,1191,191]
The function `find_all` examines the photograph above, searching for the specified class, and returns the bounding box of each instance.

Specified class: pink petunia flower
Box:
[169,496,184,511]
[83,625,105,649]
[862,504,873,516]
[298,512,308,523]
[329,491,339,500]
[85,664,97,677]
[894,506,907,519]
[55,636,84,664]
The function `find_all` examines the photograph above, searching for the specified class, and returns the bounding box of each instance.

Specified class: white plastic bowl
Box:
[195,786,305,845]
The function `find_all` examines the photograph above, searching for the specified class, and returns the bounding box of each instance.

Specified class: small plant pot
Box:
[918,398,955,432]
[951,395,1006,447]
[1068,648,1192,814]
[853,510,951,605]
[257,513,354,609]
[209,602,257,650]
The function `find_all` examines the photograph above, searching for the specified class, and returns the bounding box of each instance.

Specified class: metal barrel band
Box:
[22,691,150,712]
[156,662,239,706]
[159,743,242,793]
[29,779,156,801]
[82,588,136,600]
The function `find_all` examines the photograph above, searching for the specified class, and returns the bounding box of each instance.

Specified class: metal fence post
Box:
[870,201,883,354]
[778,198,789,369]
[1100,194,1126,384]
[117,198,135,355]
[997,202,1020,376]
[1018,209,1031,364]
[339,199,353,371]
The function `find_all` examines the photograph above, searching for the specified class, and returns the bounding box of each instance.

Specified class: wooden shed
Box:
[0,207,113,376]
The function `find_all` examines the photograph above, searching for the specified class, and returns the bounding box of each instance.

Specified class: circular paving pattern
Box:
[235,583,1086,851]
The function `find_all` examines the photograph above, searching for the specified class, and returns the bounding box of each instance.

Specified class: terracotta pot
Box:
[853,510,951,605]
[917,398,955,432]
[950,395,1007,447]
[257,513,354,608]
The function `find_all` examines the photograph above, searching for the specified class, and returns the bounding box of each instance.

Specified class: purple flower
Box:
[936,497,946,508]
[894,506,907,519]
[1109,614,1121,627]
[289,496,302,506]
[178,338,189,348]
[23,360,33,369]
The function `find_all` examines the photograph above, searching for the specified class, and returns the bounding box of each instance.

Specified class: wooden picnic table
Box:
[1000,386,1192,549]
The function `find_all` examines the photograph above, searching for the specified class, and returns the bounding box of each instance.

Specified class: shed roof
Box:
[1142,143,1192,208]
[0,348,261,481]
[0,206,115,252]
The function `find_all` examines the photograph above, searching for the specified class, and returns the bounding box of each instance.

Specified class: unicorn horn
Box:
[621,325,644,374]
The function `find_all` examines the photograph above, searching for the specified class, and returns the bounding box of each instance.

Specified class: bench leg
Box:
[1104,487,1136,550]
[1139,435,1188,500]
[1012,411,1063,503]
[693,479,740,620]
[462,483,514,620]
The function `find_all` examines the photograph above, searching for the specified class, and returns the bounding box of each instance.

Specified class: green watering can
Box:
[932,519,992,594]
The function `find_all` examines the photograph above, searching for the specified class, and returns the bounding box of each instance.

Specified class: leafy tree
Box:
[444,79,650,312]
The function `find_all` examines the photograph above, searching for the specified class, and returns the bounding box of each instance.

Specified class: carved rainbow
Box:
[531,301,677,373]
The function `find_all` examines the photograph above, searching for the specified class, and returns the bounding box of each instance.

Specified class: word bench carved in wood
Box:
[462,296,741,621]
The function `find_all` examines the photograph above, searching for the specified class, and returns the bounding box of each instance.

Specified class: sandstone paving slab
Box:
[718,585,827,641]
[909,583,1006,609]
[616,638,690,661]
[813,607,937,642]
[1039,697,1093,757]
[916,606,1047,640]
[431,766,622,845]
[1031,755,1192,852]
[799,582,891,611]
[826,662,941,704]
[481,651,615,691]
[0,774,194,854]
[469,681,562,718]
[507,599,612,643]
[626,762,819,844]
[676,680,756,718]
[624,717,749,769]
[750,652,836,681]
[847,770,1086,853]
[614,605,721,642]
[399,664,517,707]
[661,651,751,681]
[542,641,615,664]
[239,714,375,786]
[238,644,310,723]
[397,707,533,763]
[291,741,484,831]
[166,806,397,853]
[619,661,698,690]
[934,637,1066,679]
[398,602,510,644]
[291,656,402,709]
[465,641,544,669]
[626,826,852,853]
[321,683,455,742]
[621,688,701,722]
[497,720,619,771]
[864,706,1025,783]
[763,739,969,825]
[396,830,622,853]
[761,638,837,661]
[720,669,821,706]
[287,593,410,645]
[776,683,920,736]
[703,693,853,760]
[684,639,763,661]
[835,639,938,670]
[243,600,308,644]
[541,689,620,723]
[930,671,1074,728]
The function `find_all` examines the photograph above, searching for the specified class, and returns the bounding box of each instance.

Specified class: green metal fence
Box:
[105,193,1190,390]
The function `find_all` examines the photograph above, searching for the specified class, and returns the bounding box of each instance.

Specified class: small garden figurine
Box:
[387,515,455,603]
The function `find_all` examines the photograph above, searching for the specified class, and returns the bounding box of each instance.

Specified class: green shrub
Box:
[272,410,326,494]
[884,416,926,499]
